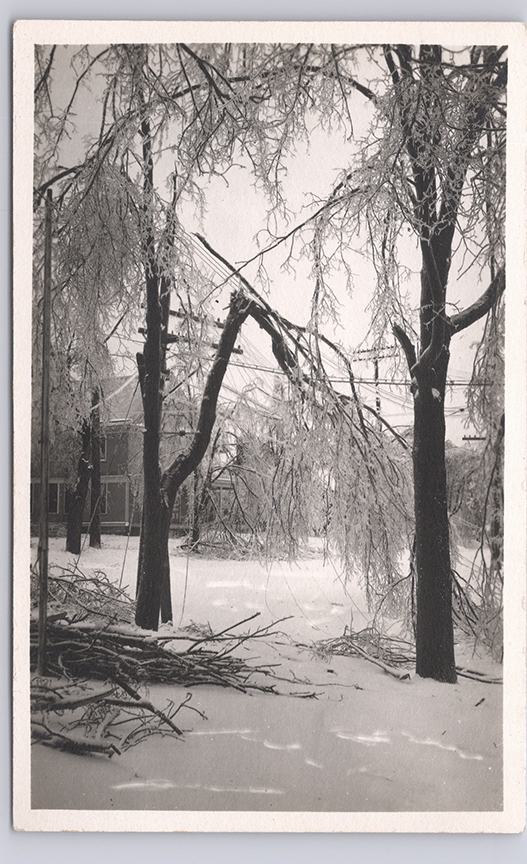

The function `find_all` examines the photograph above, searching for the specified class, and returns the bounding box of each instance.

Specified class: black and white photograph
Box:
[12,19,526,832]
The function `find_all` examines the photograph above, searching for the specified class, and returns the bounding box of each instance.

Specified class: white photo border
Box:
[13,18,527,834]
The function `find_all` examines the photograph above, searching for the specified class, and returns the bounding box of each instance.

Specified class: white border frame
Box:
[12,18,527,834]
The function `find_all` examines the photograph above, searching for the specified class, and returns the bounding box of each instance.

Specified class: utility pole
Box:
[351,345,396,430]
[37,189,52,676]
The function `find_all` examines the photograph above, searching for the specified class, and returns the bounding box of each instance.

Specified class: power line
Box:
[227,359,489,387]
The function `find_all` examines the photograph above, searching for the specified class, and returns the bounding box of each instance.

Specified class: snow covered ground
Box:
[31,537,503,812]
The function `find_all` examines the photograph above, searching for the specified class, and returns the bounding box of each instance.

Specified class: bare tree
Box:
[289,45,505,681]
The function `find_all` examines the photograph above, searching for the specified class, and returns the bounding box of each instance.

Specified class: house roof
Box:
[101,374,143,424]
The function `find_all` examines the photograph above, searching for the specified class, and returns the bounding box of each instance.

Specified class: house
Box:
[30,374,234,535]
[31,375,144,533]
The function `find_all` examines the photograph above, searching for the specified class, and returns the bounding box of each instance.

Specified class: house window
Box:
[99,434,107,461]
[48,482,59,514]
[100,482,108,516]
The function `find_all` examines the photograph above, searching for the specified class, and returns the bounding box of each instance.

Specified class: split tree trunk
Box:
[135,290,251,631]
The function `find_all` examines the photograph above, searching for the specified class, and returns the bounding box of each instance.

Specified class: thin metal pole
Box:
[373,356,381,428]
[37,189,52,676]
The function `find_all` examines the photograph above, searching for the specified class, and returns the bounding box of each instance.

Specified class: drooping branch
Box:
[361,403,410,451]
[247,303,299,375]
[197,234,415,461]
[34,45,57,102]
[34,164,85,209]
[196,233,414,451]
[195,233,314,369]
[449,268,505,335]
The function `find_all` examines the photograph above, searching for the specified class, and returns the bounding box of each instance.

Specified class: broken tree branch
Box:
[449,268,505,335]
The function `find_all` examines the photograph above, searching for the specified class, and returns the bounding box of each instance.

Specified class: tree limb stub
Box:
[449,268,505,335]
[392,323,418,375]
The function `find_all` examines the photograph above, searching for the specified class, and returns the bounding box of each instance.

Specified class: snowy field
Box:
[31,537,503,812]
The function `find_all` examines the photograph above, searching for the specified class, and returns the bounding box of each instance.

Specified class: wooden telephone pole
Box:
[37,189,52,676]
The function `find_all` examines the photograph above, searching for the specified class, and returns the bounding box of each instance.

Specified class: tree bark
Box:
[136,490,172,630]
[133,65,174,629]
[412,352,457,683]
[395,264,504,683]
[411,246,457,683]
[89,388,101,548]
[136,499,145,600]
[489,414,504,584]
[135,333,172,627]
[66,422,92,555]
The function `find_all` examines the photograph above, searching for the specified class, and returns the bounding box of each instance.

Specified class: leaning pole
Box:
[37,189,52,676]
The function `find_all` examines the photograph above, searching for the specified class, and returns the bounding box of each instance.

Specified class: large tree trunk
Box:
[410,247,457,684]
[412,354,457,683]
[394,268,504,683]
[136,488,172,629]
[135,333,173,628]
[134,79,174,630]
[66,422,92,555]
[89,389,101,548]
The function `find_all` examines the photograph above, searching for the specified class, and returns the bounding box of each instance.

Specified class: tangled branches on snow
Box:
[31,563,135,626]
[452,568,503,662]
[310,625,502,684]
[31,677,201,757]
[30,612,304,757]
[311,626,415,680]
[30,562,312,756]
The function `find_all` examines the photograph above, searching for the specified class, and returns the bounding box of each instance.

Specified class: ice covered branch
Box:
[449,268,505,335]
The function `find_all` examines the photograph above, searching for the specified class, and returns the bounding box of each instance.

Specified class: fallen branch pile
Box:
[30,612,302,757]
[311,626,502,684]
[30,616,283,693]
[30,562,311,757]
